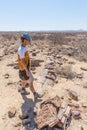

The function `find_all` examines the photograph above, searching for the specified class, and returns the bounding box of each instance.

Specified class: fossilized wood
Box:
[41,96,61,109]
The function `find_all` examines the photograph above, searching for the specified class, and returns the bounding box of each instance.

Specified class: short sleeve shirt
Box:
[18,45,30,70]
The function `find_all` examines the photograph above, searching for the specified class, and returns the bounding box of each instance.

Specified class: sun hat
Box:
[21,33,32,42]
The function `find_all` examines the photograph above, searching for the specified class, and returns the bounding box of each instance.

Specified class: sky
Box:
[0,0,87,31]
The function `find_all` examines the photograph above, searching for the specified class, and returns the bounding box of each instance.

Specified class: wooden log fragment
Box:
[49,119,59,127]
[57,106,67,120]
[64,106,71,117]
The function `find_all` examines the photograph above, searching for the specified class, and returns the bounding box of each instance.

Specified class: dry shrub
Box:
[47,33,67,45]
[1,33,18,41]
[31,33,46,41]
[57,65,76,79]
[76,52,87,62]
[61,65,76,79]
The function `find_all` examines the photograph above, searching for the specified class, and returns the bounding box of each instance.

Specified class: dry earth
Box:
[0,32,87,130]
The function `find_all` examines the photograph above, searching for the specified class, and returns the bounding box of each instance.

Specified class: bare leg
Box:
[28,81,42,99]
[18,80,27,94]
[29,82,35,94]
[28,70,41,98]
[21,80,27,88]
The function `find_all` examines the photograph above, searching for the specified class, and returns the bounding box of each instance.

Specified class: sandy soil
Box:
[0,32,87,130]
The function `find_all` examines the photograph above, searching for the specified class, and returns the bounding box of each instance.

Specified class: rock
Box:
[68,103,79,108]
[68,89,78,101]
[45,74,56,81]
[80,124,87,130]
[48,70,56,76]
[83,85,87,88]
[81,102,87,108]
[19,110,29,120]
[4,73,9,79]
[32,52,36,56]
[55,79,58,84]
[80,67,87,71]
[45,64,54,70]
[61,96,64,99]
[56,55,62,58]
[31,59,43,67]
[14,121,21,127]
[8,107,16,118]
[71,110,81,119]
[81,127,84,130]
[68,61,75,64]
[33,111,37,116]
[68,100,79,108]
[44,78,54,87]
[22,118,31,125]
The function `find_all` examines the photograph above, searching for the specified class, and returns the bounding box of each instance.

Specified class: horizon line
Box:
[0,29,87,33]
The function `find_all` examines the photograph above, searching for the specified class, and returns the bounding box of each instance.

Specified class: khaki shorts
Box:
[19,69,34,83]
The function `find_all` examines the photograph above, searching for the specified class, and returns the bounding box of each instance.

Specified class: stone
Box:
[80,124,87,130]
[32,52,36,56]
[82,102,87,108]
[68,100,79,108]
[8,107,16,118]
[80,127,84,130]
[80,67,87,71]
[4,73,9,79]
[19,110,29,120]
[45,75,55,81]
[22,118,31,125]
[71,110,81,119]
[14,121,21,127]
[68,89,78,101]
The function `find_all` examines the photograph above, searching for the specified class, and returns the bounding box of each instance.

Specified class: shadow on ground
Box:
[21,94,42,130]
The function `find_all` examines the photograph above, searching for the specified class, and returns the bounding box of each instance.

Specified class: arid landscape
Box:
[0,32,87,130]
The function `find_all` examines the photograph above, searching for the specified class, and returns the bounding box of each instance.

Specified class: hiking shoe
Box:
[18,87,25,91]
[34,92,43,99]
[18,87,30,95]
